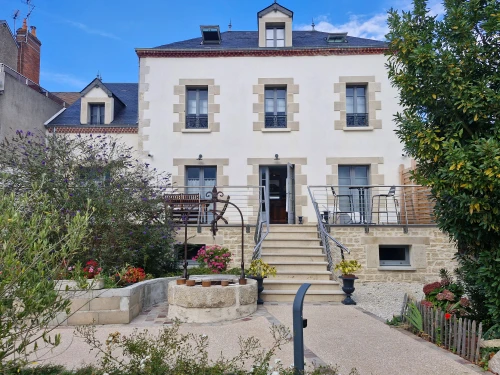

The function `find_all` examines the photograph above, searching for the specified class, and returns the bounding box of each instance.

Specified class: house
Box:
[45,77,139,151]
[133,2,457,300]
[0,19,65,141]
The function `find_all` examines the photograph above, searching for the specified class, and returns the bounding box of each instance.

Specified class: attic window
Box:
[327,33,347,43]
[200,25,221,44]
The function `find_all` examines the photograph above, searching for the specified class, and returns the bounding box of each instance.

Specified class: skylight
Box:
[326,33,347,44]
[200,25,221,44]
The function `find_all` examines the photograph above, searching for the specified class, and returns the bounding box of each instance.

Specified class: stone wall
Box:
[51,277,177,326]
[331,226,457,283]
[175,226,256,268]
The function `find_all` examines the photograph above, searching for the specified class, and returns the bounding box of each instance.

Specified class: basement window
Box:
[379,245,410,266]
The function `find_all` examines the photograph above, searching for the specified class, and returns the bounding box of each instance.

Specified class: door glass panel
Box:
[266,29,274,39]
[276,40,285,47]
[265,99,275,113]
[276,28,285,39]
[276,99,286,114]
[346,96,354,113]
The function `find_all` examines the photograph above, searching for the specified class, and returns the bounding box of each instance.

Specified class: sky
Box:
[0,0,443,92]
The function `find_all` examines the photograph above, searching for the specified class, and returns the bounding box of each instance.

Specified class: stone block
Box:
[489,351,500,374]
[98,311,131,325]
[89,297,121,311]
[69,298,90,313]
[239,283,257,305]
[67,312,98,326]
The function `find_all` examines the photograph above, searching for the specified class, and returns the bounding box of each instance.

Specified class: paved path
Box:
[32,303,490,375]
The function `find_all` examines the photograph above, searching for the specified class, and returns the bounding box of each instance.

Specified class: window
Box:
[186,88,208,129]
[266,26,285,47]
[89,104,105,125]
[327,33,347,43]
[78,166,111,186]
[379,245,411,266]
[346,86,368,127]
[186,166,217,192]
[265,87,287,128]
[338,165,369,223]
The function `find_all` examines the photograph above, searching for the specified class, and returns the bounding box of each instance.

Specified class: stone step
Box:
[263,238,321,247]
[261,289,345,302]
[266,231,319,240]
[263,279,341,291]
[261,253,327,263]
[274,271,332,280]
[268,224,318,232]
[267,261,329,273]
[260,245,325,255]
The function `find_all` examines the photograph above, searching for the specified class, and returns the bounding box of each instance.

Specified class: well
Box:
[167,276,257,323]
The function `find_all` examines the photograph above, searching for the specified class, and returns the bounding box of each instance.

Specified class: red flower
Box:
[445,313,451,320]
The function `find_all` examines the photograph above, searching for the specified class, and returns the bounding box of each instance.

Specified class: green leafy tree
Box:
[0,131,177,276]
[0,189,90,371]
[386,0,500,329]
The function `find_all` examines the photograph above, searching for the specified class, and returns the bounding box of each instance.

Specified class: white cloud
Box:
[41,71,87,88]
[296,14,389,41]
[65,20,120,40]
[295,0,445,41]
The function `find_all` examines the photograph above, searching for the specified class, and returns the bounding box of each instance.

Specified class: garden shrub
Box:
[421,269,470,316]
[0,188,90,371]
[0,131,177,276]
[193,245,232,273]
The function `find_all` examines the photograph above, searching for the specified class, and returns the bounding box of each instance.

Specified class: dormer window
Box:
[89,104,105,125]
[266,26,285,47]
[327,33,347,44]
[200,25,221,44]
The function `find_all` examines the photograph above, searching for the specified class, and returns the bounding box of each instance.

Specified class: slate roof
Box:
[153,31,387,50]
[47,83,138,127]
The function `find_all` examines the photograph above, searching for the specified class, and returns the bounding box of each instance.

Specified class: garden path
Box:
[33,303,491,375]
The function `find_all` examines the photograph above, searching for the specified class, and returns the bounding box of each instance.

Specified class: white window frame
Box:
[89,103,105,125]
[266,26,285,47]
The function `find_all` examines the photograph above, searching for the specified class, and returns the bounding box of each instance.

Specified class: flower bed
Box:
[51,277,177,326]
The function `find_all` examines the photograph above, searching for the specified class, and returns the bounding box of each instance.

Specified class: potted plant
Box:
[334,259,361,305]
[247,259,277,305]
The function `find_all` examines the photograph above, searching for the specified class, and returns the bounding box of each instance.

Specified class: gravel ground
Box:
[354,282,425,321]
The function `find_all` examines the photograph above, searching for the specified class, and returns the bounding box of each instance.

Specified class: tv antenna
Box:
[22,0,36,25]
[12,9,20,31]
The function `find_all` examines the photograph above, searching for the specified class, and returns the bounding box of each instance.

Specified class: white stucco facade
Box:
[138,51,410,223]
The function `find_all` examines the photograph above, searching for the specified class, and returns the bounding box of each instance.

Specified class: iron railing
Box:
[307,186,350,279]
[265,114,287,128]
[308,185,436,230]
[163,185,269,257]
[185,114,208,129]
[346,113,368,127]
[0,63,67,107]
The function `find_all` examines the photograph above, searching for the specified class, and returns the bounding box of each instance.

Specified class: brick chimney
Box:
[16,19,41,84]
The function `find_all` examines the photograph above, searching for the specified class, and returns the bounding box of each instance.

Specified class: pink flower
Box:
[97,268,102,272]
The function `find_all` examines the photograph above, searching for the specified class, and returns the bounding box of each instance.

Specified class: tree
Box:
[0,189,90,371]
[0,131,177,276]
[386,0,500,329]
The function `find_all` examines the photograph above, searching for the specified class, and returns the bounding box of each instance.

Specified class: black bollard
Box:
[293,283,311,375]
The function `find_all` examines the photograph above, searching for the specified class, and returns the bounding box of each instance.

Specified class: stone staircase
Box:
[260,224,344,302]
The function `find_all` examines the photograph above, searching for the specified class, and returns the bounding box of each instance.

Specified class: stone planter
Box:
[55,279,105,291]
[51,277,177,326]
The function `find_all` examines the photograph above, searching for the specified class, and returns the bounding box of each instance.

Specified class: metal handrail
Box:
[252,186,269,259]
[307,186,350,275]
[0,63,67,107]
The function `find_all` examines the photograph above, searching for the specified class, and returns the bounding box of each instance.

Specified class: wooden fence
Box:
[399,162,435,224]
[401,294,483,364]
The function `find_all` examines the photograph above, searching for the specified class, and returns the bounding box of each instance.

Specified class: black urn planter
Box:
[339,275,358,305]
[248,276,265,305]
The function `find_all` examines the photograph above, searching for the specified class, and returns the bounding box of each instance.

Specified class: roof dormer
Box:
[79,78,124,125]
[257,2,293,48]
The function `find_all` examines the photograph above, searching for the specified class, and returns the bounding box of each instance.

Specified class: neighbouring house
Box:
[0,19,66,141]
[45,77,138,151]
[133,1,457,301]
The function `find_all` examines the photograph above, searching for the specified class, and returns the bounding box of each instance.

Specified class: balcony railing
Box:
[185,114,208,129]
[308,185,436,228]
[346,113,368,127]
[0,63,67,107]
[265,114,287,128]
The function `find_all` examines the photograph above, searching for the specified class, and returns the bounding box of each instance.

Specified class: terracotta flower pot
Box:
[221,280,229,287]
[177,278,186,285]
[186,279,196,287]
[239,278,247,285]
[202,280,211,287]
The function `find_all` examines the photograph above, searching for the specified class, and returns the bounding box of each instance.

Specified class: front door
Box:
[260,165,295,224]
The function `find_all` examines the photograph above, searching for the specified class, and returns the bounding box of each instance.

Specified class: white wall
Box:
[140,53,411,222]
